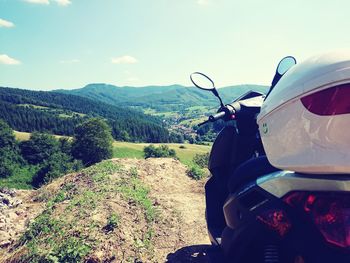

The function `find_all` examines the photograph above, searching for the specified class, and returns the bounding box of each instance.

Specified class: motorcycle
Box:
[190,52,350,263]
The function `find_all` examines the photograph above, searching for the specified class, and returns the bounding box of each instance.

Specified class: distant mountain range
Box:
[56,84,269,111]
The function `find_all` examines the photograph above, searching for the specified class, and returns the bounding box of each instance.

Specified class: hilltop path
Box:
[117,159,213,262]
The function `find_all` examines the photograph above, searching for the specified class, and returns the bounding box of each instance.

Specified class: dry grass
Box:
[14,131,67,141]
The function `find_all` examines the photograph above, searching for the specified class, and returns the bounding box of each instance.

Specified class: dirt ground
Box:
[117,158,218,262]
[0,158,223,262]
[119,159,210,243]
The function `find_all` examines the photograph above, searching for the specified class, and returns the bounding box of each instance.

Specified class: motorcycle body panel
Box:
[208,125,237,172]
[206,125,238,245]
[206,120,263,245]
[258,51,350,174]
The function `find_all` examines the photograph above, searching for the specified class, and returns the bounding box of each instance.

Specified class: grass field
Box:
[14,131,68,141]
[14,131,211,166]
[113,141,211,166]
[14,131,32,141]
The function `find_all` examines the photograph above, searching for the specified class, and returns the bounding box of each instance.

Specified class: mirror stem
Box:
[212,89,225,108]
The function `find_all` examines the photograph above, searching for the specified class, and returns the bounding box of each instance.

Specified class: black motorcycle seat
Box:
[228,155,279,193]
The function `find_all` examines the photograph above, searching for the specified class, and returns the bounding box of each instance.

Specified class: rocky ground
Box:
[0,188,44,249]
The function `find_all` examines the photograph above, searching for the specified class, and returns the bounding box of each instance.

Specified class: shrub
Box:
[0,119,17,148]
[59,137,72,156]
[193,152,210,169]
[20,132,60,165]
[143,144,177,159]
[0,120,23,178]
[186,165,206,180]
[0,154,17,178]
[105,213,120,232]
[32,152,83,187]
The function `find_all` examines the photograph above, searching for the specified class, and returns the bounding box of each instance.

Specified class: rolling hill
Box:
[57,83,269,111]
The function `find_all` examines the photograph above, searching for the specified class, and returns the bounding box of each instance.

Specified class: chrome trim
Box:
[223,195,235,211]
[257,171,350,198]
[249,199,269,211]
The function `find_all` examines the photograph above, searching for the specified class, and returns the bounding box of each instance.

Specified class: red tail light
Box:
[283,191,350,248]
[300,83,350,116]
[257,209,292,237]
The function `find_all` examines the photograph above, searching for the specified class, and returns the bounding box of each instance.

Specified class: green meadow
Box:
[113,141,211,166]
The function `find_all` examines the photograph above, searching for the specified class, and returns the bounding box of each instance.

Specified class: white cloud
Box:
[53,0,72,6]
[23,0,72,6]
[24,0,50,4]
[197,0,210,6]
[111,55,138,64]
[0,18,14,28]
[0,54,21,65]
[60,59,79,64]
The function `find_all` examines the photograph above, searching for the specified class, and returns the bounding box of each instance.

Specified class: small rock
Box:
[15,210,23,216]
[2,197,10,206]
[11,199,22,208]
[0,239,11,248]
[0,188,16,197]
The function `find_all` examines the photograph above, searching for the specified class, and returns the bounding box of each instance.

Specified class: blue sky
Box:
[1,0,350,90]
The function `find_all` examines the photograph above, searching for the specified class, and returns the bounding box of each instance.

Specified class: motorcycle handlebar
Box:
[209,111,226,122]
[198,105,236,126]
[197,94,263,127]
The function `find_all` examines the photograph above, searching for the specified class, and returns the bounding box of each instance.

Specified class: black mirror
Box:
[270,56,297,89]
[190,72,216,91]
[277,56,297,75]
[190,72,224,107]
[265,56,297,100]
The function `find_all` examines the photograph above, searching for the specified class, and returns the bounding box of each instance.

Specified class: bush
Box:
[20,132,60,165]
[72,118,113,166]
[32,152,83,187]
[105,213,120,232]
[0,120,23,178]
[59,137,72,156]
[0,119,17,149]
[143,144,177,159]
[0,154,17,178]
[186,165,206,180]
[193,152,210,169]
[179,145,186,149]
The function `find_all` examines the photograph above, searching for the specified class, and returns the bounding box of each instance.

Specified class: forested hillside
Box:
[0,87,172,142]
[57,83,268,143]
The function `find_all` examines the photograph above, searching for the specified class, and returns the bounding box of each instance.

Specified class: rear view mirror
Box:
[190,72,224,107]
[190,72,215,91]
[265,56,297,99]
[277,56,297,75]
